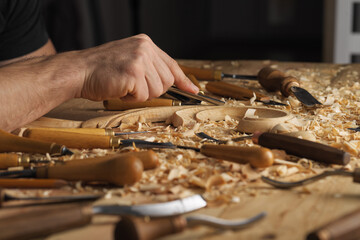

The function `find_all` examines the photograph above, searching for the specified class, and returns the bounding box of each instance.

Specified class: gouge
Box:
[186,74,202,90]
[0,195,206,240]
[0,129,72,155]
[262,168,360,189]
[115,212,266,240]
[307,207,360,240]
[206,81,286,106]
[23,129,172,149]
[0,179,68,188]
[257,67,322,107]
[0,153,62,169]
[0,154,144,186]
[196,132,350,166]
[24,127,147,136]
[179,64,257,81]
[104,98,183,111]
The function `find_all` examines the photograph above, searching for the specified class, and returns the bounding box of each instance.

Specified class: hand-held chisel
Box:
[0,129,72,155]
[104,98,183,110]
[0,153,58,169]
[257,67,321,107]
[24,127,147,136]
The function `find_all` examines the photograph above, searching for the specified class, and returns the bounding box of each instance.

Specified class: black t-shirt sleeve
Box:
[0,0,49,60]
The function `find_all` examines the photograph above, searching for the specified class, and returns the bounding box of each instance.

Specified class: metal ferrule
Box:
[18,154,31,167]
[109,137,121,148]
[172,100,182,106]
[104,129,115,136]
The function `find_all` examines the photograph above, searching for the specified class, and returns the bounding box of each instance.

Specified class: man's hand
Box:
[78,34,199,101]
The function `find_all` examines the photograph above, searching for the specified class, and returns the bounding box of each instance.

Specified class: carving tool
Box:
[206,81,286,106]
[167,86,225,106]
[196,132,350,165]
[0,154,144,186]
[115,212,266,240]
[0,129,72,156]
[24,127,147,136]
[0,153,62,169]
[348,127,360,132]
[179,64,257,81]
[262,169,360,189]
[0,195,207,240]
[0,179,68,188]
[257,67,322,107]
[306,208,360,240]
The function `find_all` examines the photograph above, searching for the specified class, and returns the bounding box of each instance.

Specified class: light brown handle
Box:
[114,216,187,240]
[0,179,68,188]
[0,153,24,169]
[253,132,350,165]
[25,127,111,136]
[0,129,65,155]
[179,64,222,81]
[200,144,274,168]
[37,154,144,186]
[65,150,159,170]
[206,81,268,101]
[187,74,202,90]
[103,98,177,111]
[307,208,360,240]
[0,203,92,240]
[257,67,300,97]
[23,129,112,149]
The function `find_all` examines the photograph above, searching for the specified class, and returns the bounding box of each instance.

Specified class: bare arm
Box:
[0,34,198,132]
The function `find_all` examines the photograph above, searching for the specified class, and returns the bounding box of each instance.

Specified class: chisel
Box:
[24,127,147,136]
[104,98,183,111]
[0,154,144,186]
[179,64,257,81]
[0,179,68,188]
[206,81,286,106]
[0,129,72,156]
[0,153,61,169]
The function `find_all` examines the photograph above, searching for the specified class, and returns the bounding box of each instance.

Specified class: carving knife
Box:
[206,81,286,106]
[0,129,72,156]
[0,195,207,240]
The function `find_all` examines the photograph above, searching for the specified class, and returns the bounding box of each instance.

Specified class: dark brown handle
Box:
[206,81,268,100]
[23,129,111,149]
[254,132,350,165]
[37,155,143,186]
[0,129,64,155]
[103,98,176,111]
[257,67,300,97]
[0,203,92,240]
[114,216,187,240]
[0,179,68,188]
[179,64,222,81]
[200,144,274,168]
[307,208,360,240]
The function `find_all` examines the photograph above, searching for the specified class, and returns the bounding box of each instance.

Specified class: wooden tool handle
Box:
[257,67,300,97]
[0,179,68,188]
[103,98,177,111]
[206,81,268,100]
[179,64,222,81]
[26,127,111,136]
[0,203,92,240]
[66,150,159,170]
[114,216,187,240]
[307,208,360,240]
[253,132,350,165]
[200,145,274,168]
[0,153,24,169]
[23,129,112,149]
[37,155,143,186]
[0,129,64,155]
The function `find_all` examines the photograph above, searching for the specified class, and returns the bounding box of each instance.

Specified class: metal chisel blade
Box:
[222,73,258,80]
[92,194,207,217]
[290,86,322,107]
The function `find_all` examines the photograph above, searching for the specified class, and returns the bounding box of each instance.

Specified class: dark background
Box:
[42,0,324,62]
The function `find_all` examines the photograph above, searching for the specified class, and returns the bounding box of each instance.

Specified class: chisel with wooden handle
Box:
[0,195,206,240]
[104,98,183,111]
[257,67,322,107]
[0,153,60,169]
[0,154,144,186]
[25,127,147,136]
[206,81,286,106]
[179,64,257,81]
[0,129,72,155]
[0,179,68,188]
[307,208,360,240]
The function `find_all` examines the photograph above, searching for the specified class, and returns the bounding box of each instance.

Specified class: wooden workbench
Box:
[29,60,360,240]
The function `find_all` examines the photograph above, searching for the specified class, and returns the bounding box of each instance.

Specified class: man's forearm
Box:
[0,52,84,132]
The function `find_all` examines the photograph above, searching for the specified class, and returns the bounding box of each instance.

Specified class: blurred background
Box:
[41,0,359,63]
